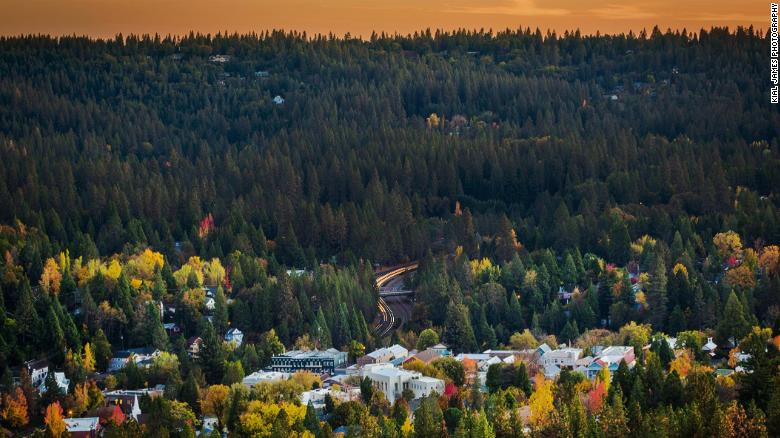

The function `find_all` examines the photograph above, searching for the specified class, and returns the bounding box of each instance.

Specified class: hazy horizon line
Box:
[0,24,768,42]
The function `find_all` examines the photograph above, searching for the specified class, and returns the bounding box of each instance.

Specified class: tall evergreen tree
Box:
[646,256,668,332]
[200,323,226,384]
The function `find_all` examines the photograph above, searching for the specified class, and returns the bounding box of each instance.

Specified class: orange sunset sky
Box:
[0,0,769,38]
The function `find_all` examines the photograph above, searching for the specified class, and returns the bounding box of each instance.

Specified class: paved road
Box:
[373,264,417,337]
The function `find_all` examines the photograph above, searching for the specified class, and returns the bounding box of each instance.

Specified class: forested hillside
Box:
[0,27,777,270]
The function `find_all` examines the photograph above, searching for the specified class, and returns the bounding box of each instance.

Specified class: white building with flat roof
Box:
[242,371,290,387]
[361,363,445,404]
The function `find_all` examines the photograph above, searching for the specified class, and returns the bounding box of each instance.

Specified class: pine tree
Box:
[200,323,226,384]
[114,274,136,322]
[45,301,66,364]
[717,291,751,345]
[147,302,169,350]
[506,291,525,332]
[477,306,497,349]
[444,301,477,354]
[514,363,532,397]
[213,286,229,336]
[414,396,445,438]
[495,215,520,263]
[304,401,322,435]
[314,308,333,348]
[241,344,260,373]
[14,279,40,351]
[646,256,668,332]
[180,371,201,416]
[92,329,112,372]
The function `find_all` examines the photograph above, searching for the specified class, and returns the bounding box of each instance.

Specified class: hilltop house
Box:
[108,348,160,372]
[225,328,244,347]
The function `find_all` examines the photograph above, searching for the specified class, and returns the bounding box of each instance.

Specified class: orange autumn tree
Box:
[759,245,780,276]
[44,401,66,437]
[725,264,756,290]
[670,350,693,378]
[1,387,29,429]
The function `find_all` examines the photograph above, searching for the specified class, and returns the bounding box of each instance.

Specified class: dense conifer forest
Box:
[0,27,779,437]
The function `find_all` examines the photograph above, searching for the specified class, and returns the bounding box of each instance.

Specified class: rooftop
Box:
[65,417,100,432]
[276,349,344,359]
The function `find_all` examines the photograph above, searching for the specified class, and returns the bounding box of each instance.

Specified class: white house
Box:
[430,344,451,356]
[543,364,562,379]
[208,54,231,63]
[542,348,583,369]
[64,417,101,435]
[225,328,244,347]
[361,363,445,404]
[585,346,635,379]
[300,387,357,412]
[703,337,718,357]
[38,371,69,394]
[108,348,160,372]
[273,95,285,105]
[204,297,216,311]
[24,359,49,387]
[358,344,409,367]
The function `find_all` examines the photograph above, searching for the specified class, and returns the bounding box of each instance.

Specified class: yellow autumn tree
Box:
[104,259,122,281]
[597,366,611,393]
[239,401,310,437]
[58,250,71,274]
[469,257,498,281]
[174,258,205,287]
[83,343,96,373]
[713,231,743,259]
[426,113,440,128]
[203,258,226,285]
[631,235,657,256]
[529,375,554,429]
[400,417,414,437]
[72,383,90,416]
[44,402,66,437]
[40,258,62,295]
[126,249,165,280]
[201,384,231,430]
[672,263,689,279]
[509,329,538,350]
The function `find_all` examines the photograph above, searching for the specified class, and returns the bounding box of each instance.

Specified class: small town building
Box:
[224,328,244,347]
[38,371,69,394]
[109,348,160,372]
[241,371,290,387]
[361,363,445,404]
[64,417,101,437]
[270,349,347,374]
